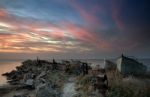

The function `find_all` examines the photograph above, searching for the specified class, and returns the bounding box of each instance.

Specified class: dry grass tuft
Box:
[107,70,150,97]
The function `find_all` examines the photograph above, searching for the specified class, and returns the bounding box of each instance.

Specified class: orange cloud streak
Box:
[0,8,112,53]
[0,9,7,17]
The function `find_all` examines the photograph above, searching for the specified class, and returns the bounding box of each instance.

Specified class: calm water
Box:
[0,59,149,86]
[0,61,21,86]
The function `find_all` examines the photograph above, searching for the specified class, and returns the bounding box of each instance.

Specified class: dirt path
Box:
[62,77,76,97]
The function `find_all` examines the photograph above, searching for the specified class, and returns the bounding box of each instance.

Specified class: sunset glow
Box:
[0,0,149,59]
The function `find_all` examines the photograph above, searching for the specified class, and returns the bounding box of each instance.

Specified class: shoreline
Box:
[0,58,150,97]
[0,59,84,97]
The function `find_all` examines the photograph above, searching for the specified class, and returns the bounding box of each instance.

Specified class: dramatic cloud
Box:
[0,0,150,59]
[111,0,124,30]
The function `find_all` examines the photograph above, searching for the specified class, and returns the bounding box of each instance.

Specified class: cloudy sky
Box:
[0,0,150,59]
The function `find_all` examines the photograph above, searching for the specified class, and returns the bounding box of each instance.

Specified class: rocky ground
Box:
[0,59,88,97]
[0,59,73,97]
[1,59,149,97]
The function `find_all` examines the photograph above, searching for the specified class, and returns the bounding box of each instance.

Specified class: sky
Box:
[0,0,150,60]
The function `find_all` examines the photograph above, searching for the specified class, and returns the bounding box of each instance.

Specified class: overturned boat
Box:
[116,54,147,76]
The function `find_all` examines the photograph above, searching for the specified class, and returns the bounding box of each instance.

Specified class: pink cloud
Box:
[63,22,111,50]
[111,0,124,30]
[0,8,112,53]
[0,9,7,17]
[70,2,101,26]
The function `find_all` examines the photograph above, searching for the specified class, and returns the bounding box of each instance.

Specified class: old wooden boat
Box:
[116,54,147,76]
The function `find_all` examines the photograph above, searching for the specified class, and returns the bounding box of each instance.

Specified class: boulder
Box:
[36,83,61,97]
[25,79,34,86]
[13,95,30,97]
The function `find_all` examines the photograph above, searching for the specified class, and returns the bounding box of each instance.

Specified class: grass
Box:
[75,75,92,97]
[107,70,150,97]
[75,70,150,97]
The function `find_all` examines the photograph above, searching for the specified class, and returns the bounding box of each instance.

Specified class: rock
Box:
[13,95,30,97]
[0,85,17,96]
[36,71,46,79]
[34,78,46,89]
[36,83,61,97]
[25,79,34,86]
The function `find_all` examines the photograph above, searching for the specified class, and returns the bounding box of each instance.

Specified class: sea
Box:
[0,59,150,86]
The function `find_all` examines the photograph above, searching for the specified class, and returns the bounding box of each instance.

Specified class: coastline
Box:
[0,58,150,97]
[0,61,21,86]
